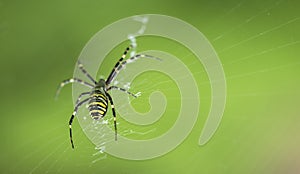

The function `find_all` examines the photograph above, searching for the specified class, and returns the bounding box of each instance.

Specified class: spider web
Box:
[12,0,300,173]
[75,17,184,162]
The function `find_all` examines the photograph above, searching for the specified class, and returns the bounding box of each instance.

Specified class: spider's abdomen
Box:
[88,89,108,120]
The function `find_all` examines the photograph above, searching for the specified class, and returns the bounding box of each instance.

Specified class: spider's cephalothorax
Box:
[56,45,161,149]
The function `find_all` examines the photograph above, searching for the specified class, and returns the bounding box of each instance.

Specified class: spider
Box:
[56,45,160,149]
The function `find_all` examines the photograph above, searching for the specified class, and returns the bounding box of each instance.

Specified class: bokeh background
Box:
[0,0,299,173]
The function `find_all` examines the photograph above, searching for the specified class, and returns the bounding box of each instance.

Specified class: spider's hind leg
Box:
[105,92,118,141]
[69,98,89,149]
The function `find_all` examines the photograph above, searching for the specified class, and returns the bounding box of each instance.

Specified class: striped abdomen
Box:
[88,89,108,120]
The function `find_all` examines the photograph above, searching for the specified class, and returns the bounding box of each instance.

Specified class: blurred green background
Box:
[0,0,299,173]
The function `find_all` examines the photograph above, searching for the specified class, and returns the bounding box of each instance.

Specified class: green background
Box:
[1,0,299,173]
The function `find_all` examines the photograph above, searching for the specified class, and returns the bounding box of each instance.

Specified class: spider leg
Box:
[69,98,90,149]
[75,92,91,105]
[106,54,162,85]
[105,92,117,141]
[107,86,137,98]
[77,61,97,84]
[106,45,132,86]
[56,78,94,100]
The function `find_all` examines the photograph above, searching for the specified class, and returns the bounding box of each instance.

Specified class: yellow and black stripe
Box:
[88,89,108,119]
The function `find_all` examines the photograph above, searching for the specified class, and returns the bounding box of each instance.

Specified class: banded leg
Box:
[75,92,90,105]
[69,98,90,149]
[77,61,97,84]
[107,86,137,98]
[105,92,117,141]
[56,78,94,100]
[106,45,132,85]
[106,54,162,85]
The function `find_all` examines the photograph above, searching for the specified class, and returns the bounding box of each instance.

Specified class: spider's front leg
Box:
[77,61,97,84]
[106,45,132,85]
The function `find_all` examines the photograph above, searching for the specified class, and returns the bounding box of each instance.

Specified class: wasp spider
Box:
[56,45,160,149]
